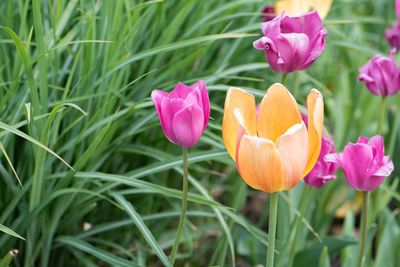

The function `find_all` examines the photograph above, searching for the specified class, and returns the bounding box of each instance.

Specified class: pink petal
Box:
[373,156,394,177]
[172,104,204,147]
[281,11,323,37]
[159,97,178,143]
[276,33,310,71]
[195,80,210,131]
[171,82,192,99]
[340,143,374,190]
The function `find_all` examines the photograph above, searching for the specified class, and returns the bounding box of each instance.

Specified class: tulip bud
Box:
[253,11,327,73]
[302,114,338,188]
[357,51,400,96]
[151,81,210,148]
[385,23,400,51]
[325,136,394,191]
[222,84,324,193]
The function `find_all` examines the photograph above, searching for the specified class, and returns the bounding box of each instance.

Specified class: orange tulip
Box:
[275,0,333,19]
[222,83,324,193]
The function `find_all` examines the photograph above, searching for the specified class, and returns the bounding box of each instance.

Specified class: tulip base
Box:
[266,192,279,267]
[356,191,369,267]
[169,148,189,265]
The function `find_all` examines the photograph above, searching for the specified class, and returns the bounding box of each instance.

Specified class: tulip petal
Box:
[194,80,210,130]
[257,83,302,142]
[312,0,333,19]
[341,143,374,190]
[275,0,309,17]
[276,122,309,189]
[276,33,310,71]
[302,89,324,176]
[222,88,257,160]
[171,82,192,99]
[172,104,204,148]
[373,156,394,177]
[151,90,169,119]
[367,135,384,160]
[236,135,285,193]
[158,97,178,143]
[275,0,333,19]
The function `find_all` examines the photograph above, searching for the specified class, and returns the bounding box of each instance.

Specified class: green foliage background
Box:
[0,0,399,266]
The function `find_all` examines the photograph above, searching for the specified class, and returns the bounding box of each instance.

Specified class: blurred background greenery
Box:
[0,0,399,266]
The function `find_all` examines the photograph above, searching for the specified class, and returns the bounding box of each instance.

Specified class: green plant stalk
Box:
[266,192,279,267]
[281,73,289,85]
[368,96,386,222]
[287,186,313,267]
[169,147,189,265]
[377,96,386,134]
[0,250,18,267]
[356,191,369,267]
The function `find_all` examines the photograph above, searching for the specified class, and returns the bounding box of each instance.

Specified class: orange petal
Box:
[257,83,302,142]
[302,89,324,176]
[276,122,309,189]
[236,135,285,193]
[275,0,333,19]
[222,88,257,160]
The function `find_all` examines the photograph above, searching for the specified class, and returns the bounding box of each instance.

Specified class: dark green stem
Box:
[377,96,386,134]
[287,186,313,267]
[266,192,279,267]
[169,148,189,265]
[281,73,288,85]
[356,191,369,267]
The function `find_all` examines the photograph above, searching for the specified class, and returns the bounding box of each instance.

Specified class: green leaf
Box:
[0,121,74,170]
[113,194,172,267]
[57,236,138,267]
[0,224,25,240]
[318,246,331,267]
[294,237,357,267]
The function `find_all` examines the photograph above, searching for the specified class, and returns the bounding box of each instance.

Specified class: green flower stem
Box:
[281,73,289,85]
[266,192,279,267]
[287,186,313,267]
[356,191,369,267]
[169,148,189,265]
[377,96,386,134]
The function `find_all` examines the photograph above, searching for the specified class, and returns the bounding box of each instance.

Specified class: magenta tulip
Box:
[325,136,394,191]
[385,24,400,50]
[262,5,276,22]
[151,80,210,148]
[302,114,338,188]
[357,51,400,96]
[253,11,327,73]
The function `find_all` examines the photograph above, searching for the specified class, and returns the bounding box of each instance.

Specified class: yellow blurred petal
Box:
[276,122,309,189]
[302,89,324,177]
[275,0,333,19]
[257,83,302,142]
[236,135,285,193]
[312,0,333,19]
[222,88,257,160]
[275,0,309,16]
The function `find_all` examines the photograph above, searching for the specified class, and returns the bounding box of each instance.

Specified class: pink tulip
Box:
[151,80,210,148]
[325,136,394,191]
[302,114,338,188]
[253,11,327,73]
[357,50,400,96]
[385,23,400,51]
